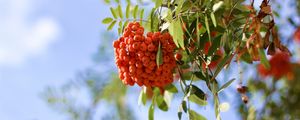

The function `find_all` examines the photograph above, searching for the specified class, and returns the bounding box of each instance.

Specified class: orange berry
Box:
[175,53,182,61]
[140,43,147,51]
[147,43,155,52]
[132,25,138,31]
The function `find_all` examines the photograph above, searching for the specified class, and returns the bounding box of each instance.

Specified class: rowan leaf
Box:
[102,17,113,24]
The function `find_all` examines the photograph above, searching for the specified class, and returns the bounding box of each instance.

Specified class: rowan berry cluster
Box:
[113,22,177,87]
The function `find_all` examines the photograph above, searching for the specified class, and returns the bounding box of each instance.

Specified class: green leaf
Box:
[123,20,129,33]
[148,104,154,120]
[162,9,172,22]
[102,17,113,24]
[117,4,123,19]
[138,89,147,106]
[150,8,156,32]
[118,21,122,35]
[156,95,168,111]
[258,49,270,69]
[133,5,138,19]
[205,15,211,41]
[213,94,221,120]
[181,0,192,12]
[218,78,235,93]
[110,7,117,19]
[189,94,208,106]
[140,9,144,24]
[163,91,173,107]
[107,20,117,31]
[169,19,184,49]
[156,43,163,67]
[188,109,207,120]
[104,0,110,4]
[175,0,184,15]
[210,12,217,27]
[155,0,163,8]
[126,4,130,18]
[114,0,120,3]
[164,84,178,93]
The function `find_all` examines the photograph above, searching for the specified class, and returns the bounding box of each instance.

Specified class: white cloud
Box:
[0,0,60,66]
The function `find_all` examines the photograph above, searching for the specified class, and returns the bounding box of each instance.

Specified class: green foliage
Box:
[156,43,163,67]
[100,0,300,120]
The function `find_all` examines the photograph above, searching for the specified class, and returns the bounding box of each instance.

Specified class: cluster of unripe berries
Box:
[113,22,177,87]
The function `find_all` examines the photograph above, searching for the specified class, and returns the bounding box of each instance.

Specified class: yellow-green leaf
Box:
[110,7,117,19]
[107,20,117,31]
[188,109,207,120]
[102,17,113,24]
[258,49,270,69]
[126,4,130,18]
[117,4,123,19]
[169,19,184,49]
[133,5,138,19]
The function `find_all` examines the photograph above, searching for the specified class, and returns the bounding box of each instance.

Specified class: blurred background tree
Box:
[42,32,135,120]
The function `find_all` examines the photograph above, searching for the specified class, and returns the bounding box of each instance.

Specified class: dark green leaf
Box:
[182,100,187,113]
[218,78,235,93]
[178,107,183,120]
[110,7,117,19]
[208,35,222,56]
[148,104,154,120]
[258,49,270,69]
[188,109,207,120]
[240,52,253,64]
[193,72,206,80]
[107,20,117,31]
[188,85,206,100]
[102,17,113,24]
[164,84,178,93]
[156,43,163,67]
